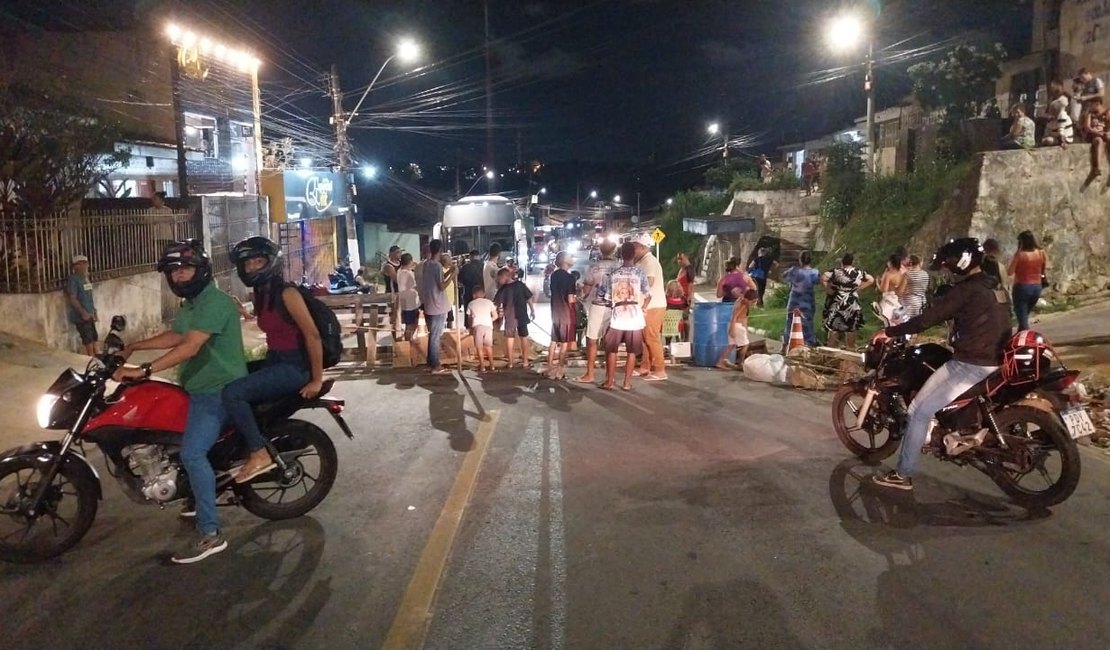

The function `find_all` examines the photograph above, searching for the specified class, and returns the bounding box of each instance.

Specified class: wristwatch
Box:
[140,362,153,379]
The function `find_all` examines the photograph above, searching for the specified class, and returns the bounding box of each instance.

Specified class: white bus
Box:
[433,195,534,272]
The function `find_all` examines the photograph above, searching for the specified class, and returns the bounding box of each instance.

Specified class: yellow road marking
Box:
[382,410,500,650]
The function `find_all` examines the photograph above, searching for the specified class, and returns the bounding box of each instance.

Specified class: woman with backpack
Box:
[222,237,325,483]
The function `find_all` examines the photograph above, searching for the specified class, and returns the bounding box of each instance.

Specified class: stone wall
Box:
[0,271,165,352]
[731,190,821,220]
[907,147,1110,295]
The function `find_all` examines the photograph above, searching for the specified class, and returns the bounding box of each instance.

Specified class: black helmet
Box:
[931,237,983,276]
[157,239,212,299]
[230,236,283,287]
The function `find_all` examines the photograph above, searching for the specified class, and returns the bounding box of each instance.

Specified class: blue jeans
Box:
[1012,283,1041,331]
[222,350,310,454]
[426,313,447,369]
[782,298,818,347]
[897,359,997,477]
[182,392,229,536]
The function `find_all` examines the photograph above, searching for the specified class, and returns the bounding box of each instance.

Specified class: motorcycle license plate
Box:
[1061,407,1096,439]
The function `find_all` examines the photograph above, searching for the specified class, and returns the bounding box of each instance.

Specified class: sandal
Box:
[234,455,277,484]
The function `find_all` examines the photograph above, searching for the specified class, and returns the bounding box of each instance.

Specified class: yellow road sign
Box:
[651,227,666,244]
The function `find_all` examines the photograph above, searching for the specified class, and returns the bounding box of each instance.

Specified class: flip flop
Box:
[573,376,595,383]
[621,384,633,391]
[599,383,615,390]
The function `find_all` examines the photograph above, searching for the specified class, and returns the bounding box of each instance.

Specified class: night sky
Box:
[4,0,1033,205]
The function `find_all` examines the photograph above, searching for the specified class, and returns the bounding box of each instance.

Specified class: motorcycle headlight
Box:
[36,394,58,429]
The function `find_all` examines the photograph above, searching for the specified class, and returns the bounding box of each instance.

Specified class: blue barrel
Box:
[692,302,735,367]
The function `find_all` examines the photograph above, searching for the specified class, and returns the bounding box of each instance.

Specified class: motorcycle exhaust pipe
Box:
[856,388,878,429]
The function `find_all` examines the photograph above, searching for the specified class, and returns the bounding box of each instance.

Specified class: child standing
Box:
[466,286,498,372]
[716,288,758,369]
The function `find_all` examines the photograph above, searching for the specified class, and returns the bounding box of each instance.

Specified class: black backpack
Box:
[277,284,343,368]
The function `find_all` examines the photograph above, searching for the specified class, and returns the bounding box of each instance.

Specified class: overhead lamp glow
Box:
[589,190,598,199]
[485,170,495,179]
[827,14,865,51]
[666,198,674,206]
[613,194,621,203]
[200,37,213,54]
[165,23,181,42]
[182,31,197,47]
[396,38,420,63]
[299,157,312,169]
[362,165,378,179]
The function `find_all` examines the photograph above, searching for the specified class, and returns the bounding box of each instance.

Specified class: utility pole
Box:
[329,64,360,264]
[483,0,496,192]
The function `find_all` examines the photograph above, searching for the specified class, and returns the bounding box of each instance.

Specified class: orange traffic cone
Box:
[787,308,806,352]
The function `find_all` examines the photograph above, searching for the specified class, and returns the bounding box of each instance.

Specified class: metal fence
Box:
[0,208,199,293]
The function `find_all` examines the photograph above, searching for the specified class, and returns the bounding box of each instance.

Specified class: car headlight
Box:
[538,253,548,262]
[36,394,58,429]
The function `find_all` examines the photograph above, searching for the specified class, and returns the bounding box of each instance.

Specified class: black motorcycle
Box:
[831,332,1090,508]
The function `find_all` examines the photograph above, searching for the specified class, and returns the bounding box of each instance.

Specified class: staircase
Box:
[765,213,823,263]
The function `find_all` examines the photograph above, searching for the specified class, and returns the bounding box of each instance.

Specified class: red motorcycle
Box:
[0,316,352,563]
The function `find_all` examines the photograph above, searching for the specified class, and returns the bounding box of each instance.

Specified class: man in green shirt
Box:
[114,240,246,564]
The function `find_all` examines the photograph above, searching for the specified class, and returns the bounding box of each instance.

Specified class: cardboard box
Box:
[392,340,413,368]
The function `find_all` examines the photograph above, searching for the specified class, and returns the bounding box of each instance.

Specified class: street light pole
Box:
[864,41,876,175]
[329,39,420,265]
[328,65,358,264]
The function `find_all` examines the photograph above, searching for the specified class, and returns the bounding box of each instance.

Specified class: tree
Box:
[657,190,731,279]
[820,141,865,228]
[0,83,129,219]
[703,158,756,190]
[907,43,1008,124]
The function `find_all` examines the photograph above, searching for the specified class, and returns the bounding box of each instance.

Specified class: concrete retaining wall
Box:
[908,148,1110,295]
[0,271,165,352]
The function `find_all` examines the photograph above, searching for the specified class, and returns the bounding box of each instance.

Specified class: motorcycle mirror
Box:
[104,333,124,355]
[111,315,126,332]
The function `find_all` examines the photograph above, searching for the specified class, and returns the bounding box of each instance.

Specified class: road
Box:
[2,365,1110,649]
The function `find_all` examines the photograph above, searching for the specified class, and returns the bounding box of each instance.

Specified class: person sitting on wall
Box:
[1000,105,1036,150]
[1040,80,1074,148]
[1083,96,1110,177]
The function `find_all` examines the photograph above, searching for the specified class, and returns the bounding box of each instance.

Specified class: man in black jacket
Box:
[872,238,1013,491]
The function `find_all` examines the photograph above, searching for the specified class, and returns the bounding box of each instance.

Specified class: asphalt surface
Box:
[2,364,1110,649]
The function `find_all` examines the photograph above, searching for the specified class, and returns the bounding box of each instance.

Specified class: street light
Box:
[350,38,421,120]
[589,190,598,199]
[707,122,728,158]
[362,165,377,179]
[464,170,495,196]
[613,194,621,203]
[826,13,875,174]
[333,37,422,263]
[666,198,674,206]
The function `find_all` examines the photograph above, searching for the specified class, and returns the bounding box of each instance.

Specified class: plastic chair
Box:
[662,309,684,342]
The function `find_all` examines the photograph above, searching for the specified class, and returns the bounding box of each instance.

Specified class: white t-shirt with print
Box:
[605,265,650,331]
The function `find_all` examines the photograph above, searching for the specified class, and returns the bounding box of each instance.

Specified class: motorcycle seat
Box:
[250,379,334,420]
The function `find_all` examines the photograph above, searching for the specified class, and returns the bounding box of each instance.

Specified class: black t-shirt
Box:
[550,268,576,305]
[458,260,484,297]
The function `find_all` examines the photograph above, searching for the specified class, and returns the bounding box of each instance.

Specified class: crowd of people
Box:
[1001,67,1110,178]
[765,230,1049,355]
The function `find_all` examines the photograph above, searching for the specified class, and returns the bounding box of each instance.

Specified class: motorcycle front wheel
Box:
[0,457,99,563]
[832,384,901,462]
[235,419,338,520]
[986,406,1081,509]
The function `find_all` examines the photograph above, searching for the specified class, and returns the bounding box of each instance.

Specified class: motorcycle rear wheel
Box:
[0,457,98,563]
[236,419,338,520]
[832,384,901,462]
[987,406,1080,509]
